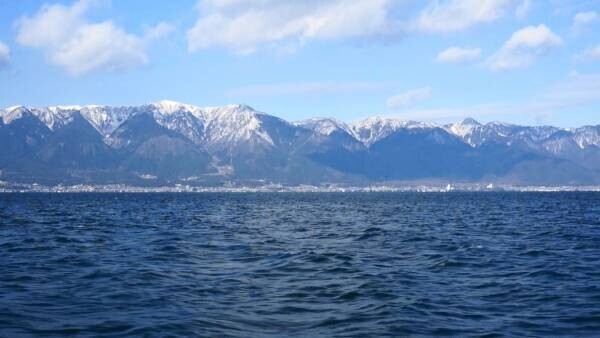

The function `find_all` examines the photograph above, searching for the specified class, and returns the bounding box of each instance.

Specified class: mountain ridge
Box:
[1,101,599,185]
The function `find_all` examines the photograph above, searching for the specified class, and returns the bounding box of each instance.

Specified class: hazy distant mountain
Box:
[1,102,598,185]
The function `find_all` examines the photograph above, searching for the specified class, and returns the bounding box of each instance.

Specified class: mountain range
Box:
[1,100,599,185]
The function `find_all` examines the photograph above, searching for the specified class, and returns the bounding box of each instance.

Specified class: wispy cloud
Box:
[487,24,562,71]
[536,72,600,109]
[0,41,10,69]
[574,44,600,63]
[416,0,513,33]
[143,22,176,42]
[385,72,600,123]
[572,11,598,33]
[387,87,431,109]
[515,0,532,19]
[383,104,504,122]
[436,47,481,63]
[227,81,393,97]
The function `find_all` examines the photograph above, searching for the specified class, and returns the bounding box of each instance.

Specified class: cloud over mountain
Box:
[187,0,398,53]
[488,24,562,70]
[15,0,165,75]
[387,88,432,109]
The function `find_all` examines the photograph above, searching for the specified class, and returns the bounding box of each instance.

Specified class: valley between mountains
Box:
[1,100,599,185]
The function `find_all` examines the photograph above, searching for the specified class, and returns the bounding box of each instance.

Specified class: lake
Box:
[1,192,600,337]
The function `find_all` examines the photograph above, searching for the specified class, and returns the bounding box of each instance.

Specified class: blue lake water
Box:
[1,192,600,337]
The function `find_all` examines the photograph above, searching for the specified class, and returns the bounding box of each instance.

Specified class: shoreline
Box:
[2,184,600,193]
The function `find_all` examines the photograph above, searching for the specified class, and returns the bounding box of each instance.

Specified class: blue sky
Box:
[0,0,599,127]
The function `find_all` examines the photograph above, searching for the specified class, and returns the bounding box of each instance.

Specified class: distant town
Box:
[1,181,599,193]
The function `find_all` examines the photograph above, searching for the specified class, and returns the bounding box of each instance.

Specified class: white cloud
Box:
[572,11,598,32]
[16,0,90,49]
[387,87,431,109]
[506,72,600,119]
[487,24,562,71]
[392,72,600,123]
[515,0,532,19]
[0,41,10,69]
[16,0,151,76]
[540,72,600,107]
[187,0,397,53]
[143,22,176,41]
[436,47,481,63]
[416,0,513,33]
[575,45,600,62]
[50,22,147,76]
[227,81,392,97]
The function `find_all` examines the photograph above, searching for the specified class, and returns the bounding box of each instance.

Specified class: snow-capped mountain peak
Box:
[47,105,84,112]
[461,117,481,125]
[2,105,75,130]
[350,116,434,145]
[199,104,275,148]
[295,117,352,136]
[445,118,483,146]
[3,102,599,156]
[4,105,27,113]
[1,106,31,124]
[152,100,202,116]
[200,104,256,117]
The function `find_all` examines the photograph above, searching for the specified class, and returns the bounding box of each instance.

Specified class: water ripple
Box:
[1,192,600,337]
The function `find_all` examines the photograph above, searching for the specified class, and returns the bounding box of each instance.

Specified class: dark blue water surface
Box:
[1,192,600,337]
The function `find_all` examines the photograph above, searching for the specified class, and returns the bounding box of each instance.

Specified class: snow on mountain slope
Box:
[152,100,203,116]
[445,118,482,146]
[79,106,140,137]
[1,106,31,125]
[573,126,600,149]
[1,101,289,151]
[445,118,563,149]
[295,117,353,136]
[1,105,77,130]
[2,105,128,135]
[199,104,276,150]
[540,131,579,155]
[350,116,435,145]
[146,101,292,149]
[3,103,598,155]
[149,102,205,144]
